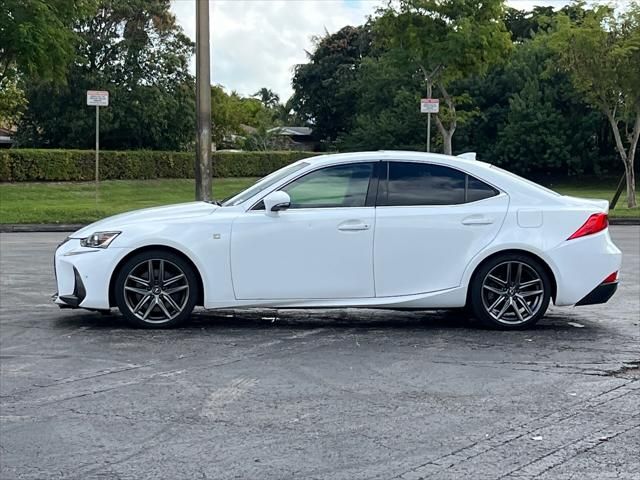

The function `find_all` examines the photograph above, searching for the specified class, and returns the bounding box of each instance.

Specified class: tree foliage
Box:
[291,25,375,146]
[0,0,93,127]
[548,2,640,207]
[374,0,512,154]
[15,0,196,150]
[0,0,91,84]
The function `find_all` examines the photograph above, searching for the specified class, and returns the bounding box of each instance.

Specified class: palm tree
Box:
[252,88,280,109]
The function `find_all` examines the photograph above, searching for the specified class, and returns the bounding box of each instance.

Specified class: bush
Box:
[0,149,317,182]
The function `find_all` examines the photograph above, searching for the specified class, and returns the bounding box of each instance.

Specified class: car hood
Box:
[70,202,219,238]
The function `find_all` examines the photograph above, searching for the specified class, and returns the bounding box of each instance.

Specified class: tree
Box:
[453,29,605,176]
[0,0,91,84]
[291,25,374,144]
[375,0,512,154]
[210,85,279,148]
[337,52,425,151]
[0,77,26,126]
[16,0,196,150]
[0,0,92,127]
[549,2,640,208]
[252,88,280,109]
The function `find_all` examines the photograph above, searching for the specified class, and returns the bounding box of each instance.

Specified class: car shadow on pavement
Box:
[51,307,605,334]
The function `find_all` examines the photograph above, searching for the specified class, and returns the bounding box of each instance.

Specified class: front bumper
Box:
[53,238,132,309]
[53,266,86,308]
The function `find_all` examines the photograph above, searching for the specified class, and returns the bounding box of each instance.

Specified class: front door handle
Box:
[462,215,494,225]
[338,221,370,231]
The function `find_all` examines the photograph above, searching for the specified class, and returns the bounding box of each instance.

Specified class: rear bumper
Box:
[548,229,622,306]
[575,281,618,306]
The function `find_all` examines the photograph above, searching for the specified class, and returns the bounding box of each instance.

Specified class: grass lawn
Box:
[0,176,638,224]
[0,178,258,224]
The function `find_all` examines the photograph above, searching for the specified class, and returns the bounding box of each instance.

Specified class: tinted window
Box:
[383,162,466,206]
[467,175,499,202]
[379,162,499,206]
[282,163,373,208]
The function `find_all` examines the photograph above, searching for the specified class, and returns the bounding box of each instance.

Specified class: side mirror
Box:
[263,191,291,215]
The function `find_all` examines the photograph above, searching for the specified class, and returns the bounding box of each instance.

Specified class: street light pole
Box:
[195,0,212,201]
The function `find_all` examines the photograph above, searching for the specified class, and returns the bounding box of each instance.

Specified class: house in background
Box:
[0,127,14,148]
[268,126,316,151]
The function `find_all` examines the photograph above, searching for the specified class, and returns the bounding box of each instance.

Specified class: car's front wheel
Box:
[114,250,198,328]
[469,253,551,329]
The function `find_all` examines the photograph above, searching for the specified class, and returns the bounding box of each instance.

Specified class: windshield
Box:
[221,161,310,206]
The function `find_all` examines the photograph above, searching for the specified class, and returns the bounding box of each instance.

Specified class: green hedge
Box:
[0,149,318,182]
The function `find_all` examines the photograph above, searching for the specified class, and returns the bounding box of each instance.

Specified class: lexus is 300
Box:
[53,151,621,329]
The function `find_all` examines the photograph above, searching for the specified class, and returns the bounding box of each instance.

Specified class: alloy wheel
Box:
[481,261,545,325]
[123,259,189,324]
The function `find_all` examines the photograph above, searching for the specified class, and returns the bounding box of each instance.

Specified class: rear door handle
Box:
[462,215,494,225]
[338,221,370,231]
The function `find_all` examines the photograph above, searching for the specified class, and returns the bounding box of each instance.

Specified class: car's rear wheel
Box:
[114,250,198,328]
[469,253,551,329]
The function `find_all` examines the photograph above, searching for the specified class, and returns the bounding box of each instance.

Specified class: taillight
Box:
[603,271,618,284]
[567,213,608,240]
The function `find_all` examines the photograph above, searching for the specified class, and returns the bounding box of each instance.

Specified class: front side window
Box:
[222,161,310,206]
[281,163,374,209]
[379,162,498,206]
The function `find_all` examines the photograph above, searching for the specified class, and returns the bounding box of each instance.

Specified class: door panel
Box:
[374,194,509,297]
[231,208,375,300]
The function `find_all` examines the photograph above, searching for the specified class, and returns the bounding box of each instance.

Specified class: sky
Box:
[169,0,578,102]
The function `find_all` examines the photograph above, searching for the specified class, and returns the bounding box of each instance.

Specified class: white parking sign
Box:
[87,90,109,106]
[420,98,439,113]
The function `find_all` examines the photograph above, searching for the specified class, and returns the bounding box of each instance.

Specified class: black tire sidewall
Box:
[470,253,551,330]
[114,250,198,328]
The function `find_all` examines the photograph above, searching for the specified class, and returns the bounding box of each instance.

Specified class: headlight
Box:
[80,231,121,248]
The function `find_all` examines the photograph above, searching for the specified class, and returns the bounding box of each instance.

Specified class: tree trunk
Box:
[442,131,453,156]
[625,113,640,208]
[436,82,456,155]
[623,160,637,208]
[606,109,638,209]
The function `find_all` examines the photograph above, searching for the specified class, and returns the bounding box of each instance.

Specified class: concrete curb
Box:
[2,218,639,233]
[609,218,640,226]
[0,224,86,233]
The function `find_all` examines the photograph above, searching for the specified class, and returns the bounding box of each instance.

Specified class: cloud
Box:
[171,0,375,101]
[172,0,610,103]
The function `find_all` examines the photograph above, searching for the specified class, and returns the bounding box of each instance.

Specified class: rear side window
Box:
[466,175,499,202]
[379,162,498,206]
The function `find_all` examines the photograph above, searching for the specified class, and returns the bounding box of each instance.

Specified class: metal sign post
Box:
[420,98,439,152]
[87,91,109,208]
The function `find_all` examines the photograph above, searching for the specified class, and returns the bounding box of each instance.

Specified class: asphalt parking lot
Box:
[1,227,638,480]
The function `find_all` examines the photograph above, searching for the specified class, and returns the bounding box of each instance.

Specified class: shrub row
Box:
[0,149,318,182]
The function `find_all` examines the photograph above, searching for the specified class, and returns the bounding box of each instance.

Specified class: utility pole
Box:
[426,80,432,153]
[195,0,212,201]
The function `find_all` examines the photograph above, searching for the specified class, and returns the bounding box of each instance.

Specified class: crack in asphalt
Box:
[389,379,640,480]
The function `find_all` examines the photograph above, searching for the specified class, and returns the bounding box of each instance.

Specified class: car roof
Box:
[302,150,562,204]
[306,150,493,172]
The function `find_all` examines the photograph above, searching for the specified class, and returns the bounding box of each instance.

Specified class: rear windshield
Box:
[490,165,561,196]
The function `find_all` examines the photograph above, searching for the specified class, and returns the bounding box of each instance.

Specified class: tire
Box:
[114,250,199,328]
[469,253,551,330]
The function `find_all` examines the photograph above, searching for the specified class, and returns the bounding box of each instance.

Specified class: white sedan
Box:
[53,151,621,330]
